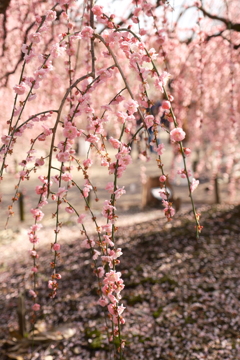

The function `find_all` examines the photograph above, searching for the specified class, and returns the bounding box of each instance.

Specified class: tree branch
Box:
[199,5,240,32]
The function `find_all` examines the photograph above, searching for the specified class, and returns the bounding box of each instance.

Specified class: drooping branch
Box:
[0,0,11,14]
[198,5,240,32]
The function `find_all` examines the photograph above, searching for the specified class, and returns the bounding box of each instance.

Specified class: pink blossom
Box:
[83,158,93,168]
[48,280,57,289]
[29,32,42,43]
[91,5,103,17]
[159,190,167,200]
[178,169,192,178]
[155,143,165,155]
[114,187,126,199]
[42,125,52,136]
[170,127,186,142]
[35,158,45,166]
[101,224,112,233]
[86,134,99,143]
[56,187,67,198]
[184,147,191,156]
[29,290,37,298]
[96,267,105,278]
[116,111,127,124]
[13,82,26,95]
[38,175,48,184]
[164,206,175,219]
[63,124,78,139]
[103,235,114,247]
[109,137,121,149]
[145,115,154,129]
[53,243,61,251]
[93,249,101,260]
[31,267,38,272]
[57,151,71,162]
[29,250,38,258]
[46,10,57,22]
[81,238,95,249]
[61,172,72,181]
[35,185,47,196]
[30,208,44,222]
[65,206,74,213]
[1,135,11,145]
[162,100,171,110]
[125,99,139,115]
[104,270,122,283]
[105,182,114,193]
[83,184,92,198]
[32,303,41,311]
[77,214,86,223]
[190,178,199,193]
[81,26,94,39]
[98,297,108,307]
[102,200,116,221]
[159,175,166,182]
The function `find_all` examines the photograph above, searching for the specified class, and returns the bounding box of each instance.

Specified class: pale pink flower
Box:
[77,214,86,223]
[61,172,72,182]
[53,243,61,251]
[83,184,92,198]
[46,10,57,22]
[42,125,52,136]
[56,187,67,198]
[108,303,117,316]
[1,135,11,145]
[81,26,94,39]
[65,206,74,214]
[82,238,95,249]
[104,270,121,283]
[109,137,121,149]
[29,32,41,43]
[125,99,139,115]
[190,178,199,193]
[93,249,101,260]
[170,127,186,142]
[103,235,114,247]
[29,290,37,298]
[145,115,154,129]
[56,151,70,162]
[30,208,44,222]
[83,158,93,168]
[35,158,45,166]
[159,190,167,200]
[48,280,57,289]
[13,82,26,95]
[91,5,103,17]
[114,187,126,199]
[86,134,99,143]
[98,297,108,307]
[164,206,175,219]
[32,303,41,311]
[116,111,127,124]
[63,124,78,139]
[184,147,191,156]
[35,185,47,196]
[155,143,165,155]
[105,182,114,193]
[96,267,105,278]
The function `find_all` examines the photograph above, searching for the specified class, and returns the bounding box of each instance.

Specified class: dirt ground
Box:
[0,133,240,359]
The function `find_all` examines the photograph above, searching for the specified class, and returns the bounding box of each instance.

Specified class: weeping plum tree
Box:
[0,0,239,357]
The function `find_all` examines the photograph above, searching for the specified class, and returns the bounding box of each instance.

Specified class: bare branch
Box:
[199,5,240,32]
